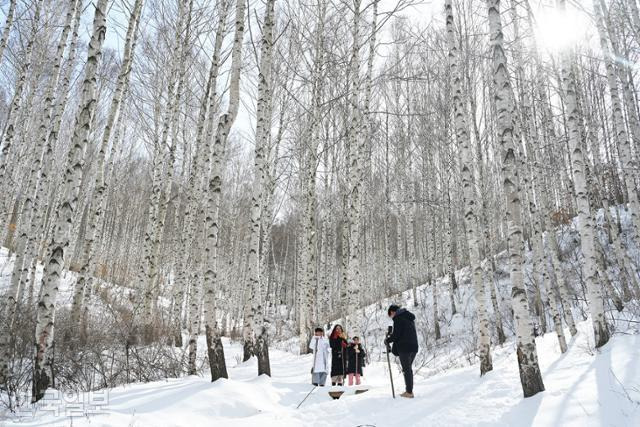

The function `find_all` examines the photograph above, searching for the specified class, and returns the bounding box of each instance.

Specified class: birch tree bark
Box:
[625,0,640,41]
[474,93,507,345]
[70,0,144,335]
[487,0,544,398]
[16,0,79,309]
[32,0,109,402]
[140,0,192,341]
[200,0,235,381]
[557,0,609,348]
[298,0,328,354]
[28,0,84,269]
[0,17,72,375]
[187,248,203,375]
[444,199,457,315]
[204,0,246,375]
[0,0,43,235]
[592,0,640,244]
[245,0,275,376]
[445,0,492,375]
[0,0,16,64]
[345,0,364,332]
[508,1,552,337]
[429,213,441,340]
[602,198,640,298]
[529,46,578,336]
[599,1,640,175]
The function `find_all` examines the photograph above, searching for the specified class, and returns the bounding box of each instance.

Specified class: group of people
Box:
[308,325,367,388]
[308,304,419,399]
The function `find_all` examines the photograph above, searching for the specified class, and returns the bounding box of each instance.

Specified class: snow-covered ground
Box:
[3,206,640,426]
[3,318,639,427]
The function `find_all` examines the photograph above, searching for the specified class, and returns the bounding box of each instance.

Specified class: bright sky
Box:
[537,5,594,53]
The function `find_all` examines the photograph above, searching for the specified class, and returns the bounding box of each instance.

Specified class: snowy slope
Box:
[2,206,640,426]
[3,319,639,427]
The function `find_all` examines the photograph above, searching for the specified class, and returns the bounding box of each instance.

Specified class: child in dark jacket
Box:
[346,336,366,386]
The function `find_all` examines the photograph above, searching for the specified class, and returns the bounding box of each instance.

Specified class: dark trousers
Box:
[399,352,417,393]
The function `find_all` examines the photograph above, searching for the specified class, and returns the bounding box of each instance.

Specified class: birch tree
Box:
[0,0,43,233]
[204,0,246,371]
[140,0,193,342]
[0,0,16,64]
[298,0,327,354]
[199,0,231,381]
[487,0,545,397]
[344,0,364,332]
[445,0,492,375]
[32,0,109,402]
[244,0,275,376]
[593,0,640,241]
[70,0,144,335]
[557,0,610,348]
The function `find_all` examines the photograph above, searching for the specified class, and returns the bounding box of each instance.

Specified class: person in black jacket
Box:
[345,336,366,386]
[385,304,418,398]
[329,324,348,386]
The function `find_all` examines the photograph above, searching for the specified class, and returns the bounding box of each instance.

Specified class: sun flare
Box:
[533,6,590,53]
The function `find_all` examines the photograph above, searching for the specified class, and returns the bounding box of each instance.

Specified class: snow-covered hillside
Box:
[3,319,639,427]
[3,206,640,426]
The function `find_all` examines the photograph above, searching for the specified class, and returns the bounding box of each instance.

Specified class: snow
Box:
[3,206,640,426]
[3,319,639,427]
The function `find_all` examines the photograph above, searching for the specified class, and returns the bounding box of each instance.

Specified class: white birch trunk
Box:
[32,0,108,402]
[201,0,232,382]
[19,0,79,306]
[29,0,83,270]
[187,250,202,375]
[593,0,640,244]
[557,0,609,348]
[0,0,43,237]
[445,0,492,375]
[626,0,640,41]
[487,0,544,397]
[429,214,441,340]
[444,204,457,315]
[532,219,567,352]
[299,0,326,354]
[603,199,640,298]
[245,0,274,376]
[345,0,363,332]
[0,0,17,64]
[70,0,144,333]
[531,58,579,336]
[204,0,245,374]
[140,0,192,340]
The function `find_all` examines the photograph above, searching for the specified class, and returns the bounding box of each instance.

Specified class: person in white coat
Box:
[309,327,331,386]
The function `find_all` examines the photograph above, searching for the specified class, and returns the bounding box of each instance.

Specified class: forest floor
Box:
[3,318,640,427]
[3,206,640,426]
